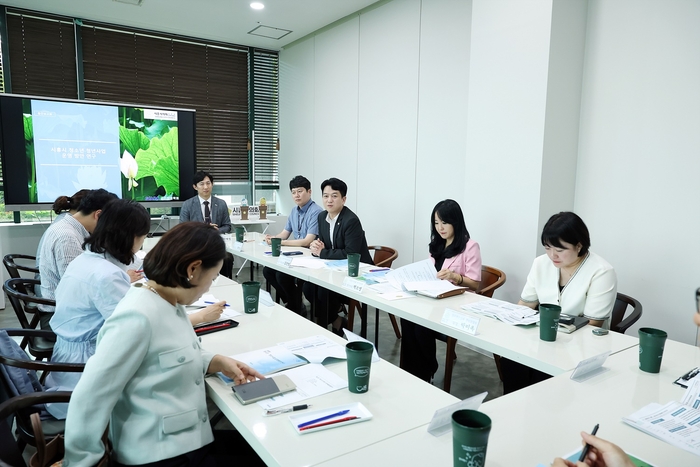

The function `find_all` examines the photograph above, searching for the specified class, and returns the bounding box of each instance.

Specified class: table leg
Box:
[235,259,247,278]
[375,308,380,351]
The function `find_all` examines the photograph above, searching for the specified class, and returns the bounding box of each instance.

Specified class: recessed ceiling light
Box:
[250,2,265,10]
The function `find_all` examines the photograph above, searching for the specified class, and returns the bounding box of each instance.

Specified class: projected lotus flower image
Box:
[120,150,139,192]
[72,166,108,191]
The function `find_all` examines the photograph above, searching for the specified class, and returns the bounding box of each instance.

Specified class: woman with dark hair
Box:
[502,211,617,394]
[400,199,482,382]
[64,222,263,466]
[35,189,91,272]
[518,211,617,327]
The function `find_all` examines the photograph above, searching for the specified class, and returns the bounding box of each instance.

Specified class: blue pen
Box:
[204,301,230,307]
[297,409,350,428]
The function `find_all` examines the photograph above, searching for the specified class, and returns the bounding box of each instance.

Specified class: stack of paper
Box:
[403,280,466,298]
[622,379,700,457]
[461,299,539,325]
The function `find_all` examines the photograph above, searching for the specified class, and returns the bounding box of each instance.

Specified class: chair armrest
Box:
[0,391,72,420]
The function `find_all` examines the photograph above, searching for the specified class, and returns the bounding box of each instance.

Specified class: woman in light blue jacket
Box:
[64,222,263,466]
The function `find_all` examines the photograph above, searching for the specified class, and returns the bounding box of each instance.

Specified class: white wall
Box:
[279,0,700,344]
[575,0,700,344]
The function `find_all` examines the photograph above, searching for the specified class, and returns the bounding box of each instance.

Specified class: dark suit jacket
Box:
[179,195,232,233]
[316,206,373,264]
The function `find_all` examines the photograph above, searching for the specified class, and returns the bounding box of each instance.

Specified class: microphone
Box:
[148,215,169,238]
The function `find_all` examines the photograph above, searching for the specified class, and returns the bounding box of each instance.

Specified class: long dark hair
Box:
[84,199,151,265]
[429,199,470,261]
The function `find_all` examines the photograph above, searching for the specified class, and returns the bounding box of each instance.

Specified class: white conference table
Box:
[230,217,276,234]
[202,278,459,467]
[228,234,639,377]
[315,340,700,466]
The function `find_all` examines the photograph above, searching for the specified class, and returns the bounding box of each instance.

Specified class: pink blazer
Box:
[430,239,482,282]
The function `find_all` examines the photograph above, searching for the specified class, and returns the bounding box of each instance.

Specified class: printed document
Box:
[461,299,539,325]
[277,335,347,363]
[257,364,348,410]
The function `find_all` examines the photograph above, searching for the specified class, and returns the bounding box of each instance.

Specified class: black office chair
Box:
[610,293,643,334]
[4,279,57,360]
[0,329,83,455]
[3,254,39,281]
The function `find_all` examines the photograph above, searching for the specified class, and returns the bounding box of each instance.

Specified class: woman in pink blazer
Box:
[400,199,482,382]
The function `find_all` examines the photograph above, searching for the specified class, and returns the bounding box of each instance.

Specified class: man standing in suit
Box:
[304,178,373,334]
[180,171,234,276]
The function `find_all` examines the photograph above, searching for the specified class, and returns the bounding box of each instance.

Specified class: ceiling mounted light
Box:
[250,2,265,10]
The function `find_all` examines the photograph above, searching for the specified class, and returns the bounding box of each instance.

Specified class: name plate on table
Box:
[277,256,293,268]
[232,241,243,252]
[427,392,487,437]
[570,351,611,382]
[441,308,480,335]
[342,277,365,294]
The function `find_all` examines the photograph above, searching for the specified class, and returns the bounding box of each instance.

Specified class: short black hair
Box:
[320,178,347,197]
[289,175,311,191]
[52,189,90,214]
[541,212,590,257]
[144,222,226,288]
[76,189,118,215]
[84,199,151,265]
[193,171,213,185]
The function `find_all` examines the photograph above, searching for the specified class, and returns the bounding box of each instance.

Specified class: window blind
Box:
[252,49,279,187]
[80,24,250,181]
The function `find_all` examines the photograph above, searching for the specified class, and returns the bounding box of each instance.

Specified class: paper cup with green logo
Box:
[347,253,361,278]
[241,281,260,314]
[345,341,373,393]
[539,303,561,342]
[235,226,245,243]
[638,327,667,373]
[271,238,282,257]
[452,409,491,467]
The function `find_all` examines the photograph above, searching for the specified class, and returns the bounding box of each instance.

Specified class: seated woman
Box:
[64,222,263,466]
[46,200,225,419]
[502,211,617,393]
[400,199,481,382]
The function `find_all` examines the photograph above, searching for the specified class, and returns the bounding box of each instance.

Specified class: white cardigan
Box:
[64,286,215,466]
[520,252,617,326]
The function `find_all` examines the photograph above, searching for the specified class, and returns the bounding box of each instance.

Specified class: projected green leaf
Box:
[134,127,179,196]
[119,126,151,156]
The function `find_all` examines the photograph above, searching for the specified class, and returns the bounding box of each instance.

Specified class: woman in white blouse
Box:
[503,212,617,394]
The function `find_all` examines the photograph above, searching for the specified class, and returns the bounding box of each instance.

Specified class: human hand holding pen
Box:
[551,432,634,467]
[188,301,226,326]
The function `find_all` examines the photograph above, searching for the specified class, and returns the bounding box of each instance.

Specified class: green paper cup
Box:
[539,303,561,342]
[271,238,282,257]
[241,281,260,314]
[347,253,361,278]
[346,341,373,394]
[235,226,245,243]
[638,327,667,373]
[452,409,491,466]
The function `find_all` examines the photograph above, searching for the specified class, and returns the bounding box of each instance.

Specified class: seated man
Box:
[263,175,323,315]
[39,189,119,315]
[180,170,234,277]
[303,178,373,334]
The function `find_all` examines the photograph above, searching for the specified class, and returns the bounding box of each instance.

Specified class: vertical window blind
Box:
[251,49,279,187]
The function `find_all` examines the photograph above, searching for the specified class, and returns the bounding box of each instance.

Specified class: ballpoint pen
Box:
[579,424,599,462]
[204,301,230,307]
[299,416,359,431]
[297,409,350,428]
[263,404,312,416]
[194,322,231,333]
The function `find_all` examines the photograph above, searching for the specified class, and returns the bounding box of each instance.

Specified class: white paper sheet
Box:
[277,335,347,363]
[256,364,348,410]
[290,257,328,269]
[461,299,539,325]
[385,259,437,291]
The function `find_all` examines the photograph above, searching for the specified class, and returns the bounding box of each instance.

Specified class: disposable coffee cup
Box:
[235,226,245,243]
[345,341,373,394]
[241,281,260,314]
[539,303,561,342]
[347,253,361,278]
[271,238,282,257]
[452,409,492,466]
[638,327,667,373]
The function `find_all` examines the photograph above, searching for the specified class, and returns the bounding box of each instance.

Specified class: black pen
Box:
[579,424,599,462]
